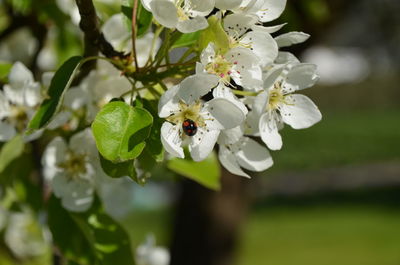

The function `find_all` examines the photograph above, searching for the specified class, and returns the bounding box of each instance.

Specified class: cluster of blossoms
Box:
[147,0,322,177]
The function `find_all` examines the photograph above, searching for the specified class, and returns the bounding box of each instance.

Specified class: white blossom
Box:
[249,63,321,150]
[0,62,43,142]
[42,128,100,212]
[158,77,247,161]
[143,0,214,33]
[236,0,287,23]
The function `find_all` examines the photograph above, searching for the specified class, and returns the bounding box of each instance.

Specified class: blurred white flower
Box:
[42,128,101,212]
[0,28,38,64]
[136,235,170,265]
[0,62,43,142]
[4,210,49,259]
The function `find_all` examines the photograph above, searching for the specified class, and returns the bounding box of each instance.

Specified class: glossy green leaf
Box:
[142,99,164,161]
[99,154,137,180]
[198,16,230,54]
[0,135,24,174]
[92,102,153,163]
[167,152,221,190]
[171,31,201,49]
[28,56,83,130]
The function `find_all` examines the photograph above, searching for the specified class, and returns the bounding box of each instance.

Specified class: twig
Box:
[131,0,140,70]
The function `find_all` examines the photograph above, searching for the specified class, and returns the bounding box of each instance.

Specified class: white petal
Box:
[177,16,209,33]
[275,51,300,64]
[23,82,42,107]
[283,63,319,92]
[280,94,322,129]
[218,126,243,145]
[46,111,73,130]
[259,112,282,150]
[41,72,54,88]
[3,84,24,106]
[64,87,89,110]
[161,122,184,158]
[158,85,180,118]
[200,43,216,66]
[41,137,67,180]
[0,121,16,142]
[102,14,131,52]
[206,97,246,129]
[275,32,310,48]
[236,137,273,171]
[150,0,179,29]
[189,128,219,162]
[0,91,11,119]
[23,129,43,142]
[187,0,214,16]
[212,84,248,116]
[251,90,268,116]
[252,23,287,34]
[257,0,287,22]
[223,14,257,38]
[218,145,250,178]
[177,74,219,104]
[8,62,34,90]
[241,30,278,67]
[215,0,241,10]
[58,177,94,212]
[70,128,97,157]
[141,0,153,11]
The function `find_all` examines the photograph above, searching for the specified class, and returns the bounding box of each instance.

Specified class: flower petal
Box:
[283,63,319,93]
[212,84,248,116]
[161,122,184,158]
[215,0,242,10]
[177,16,209,33]
[102,14,131,52]
[177,74,219,104]
[206,97,246,129]
[224,14,257,38]
[218,145,250,178]
[41,137,67,181]
[236,137,273,171]
[275,31,310,48]
[70,128,97,158]
[57,177,94,212]
[259,112,283,150]
[158,85,180,118]
[280,94,322,129]
[0,91,11,119]
[241,30,278,67]
[189,127,219,162]
[8,62,34,90]
[257,0,287,22]
[187,0,214,16]
[150,0,178,29]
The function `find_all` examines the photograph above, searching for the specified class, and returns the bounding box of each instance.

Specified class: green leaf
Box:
[92,102,153,163]
[167,152,221,190]
[198,16,230,54]
[0,135,24,174]
[0,62,12,82]
[142,99,164,161]
[99,154,137,180]
[28,56,83,131]
[49,196,135,265]
[171,31,201,49]
[121,3,153,38]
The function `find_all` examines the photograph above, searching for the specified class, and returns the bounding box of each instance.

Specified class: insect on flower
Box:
[182,119,198,136]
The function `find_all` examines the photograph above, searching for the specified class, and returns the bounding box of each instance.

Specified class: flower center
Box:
[205,55,233,83]
[177,7,189,21]
[58,152,88,177]
[166,101,206,127]
[8,105,28,131]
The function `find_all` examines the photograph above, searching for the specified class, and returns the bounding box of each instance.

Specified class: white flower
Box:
[236,0,287,23]
[158,77,247,161]
[223,13,278,67]
[275,31,310,48]
[215,0,241,10]
[197,43,263,91]
[0,62,43,142]
[42,128,101,212]
[4,210,49,259]
[136,235,170,265]
[143,0,214,33]
[218,126,273,178]
[249,63,321,150]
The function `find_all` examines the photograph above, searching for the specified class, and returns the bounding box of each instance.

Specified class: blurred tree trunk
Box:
[170,168,249,265]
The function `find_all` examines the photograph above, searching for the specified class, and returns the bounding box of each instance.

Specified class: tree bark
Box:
[170,167,249,265]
